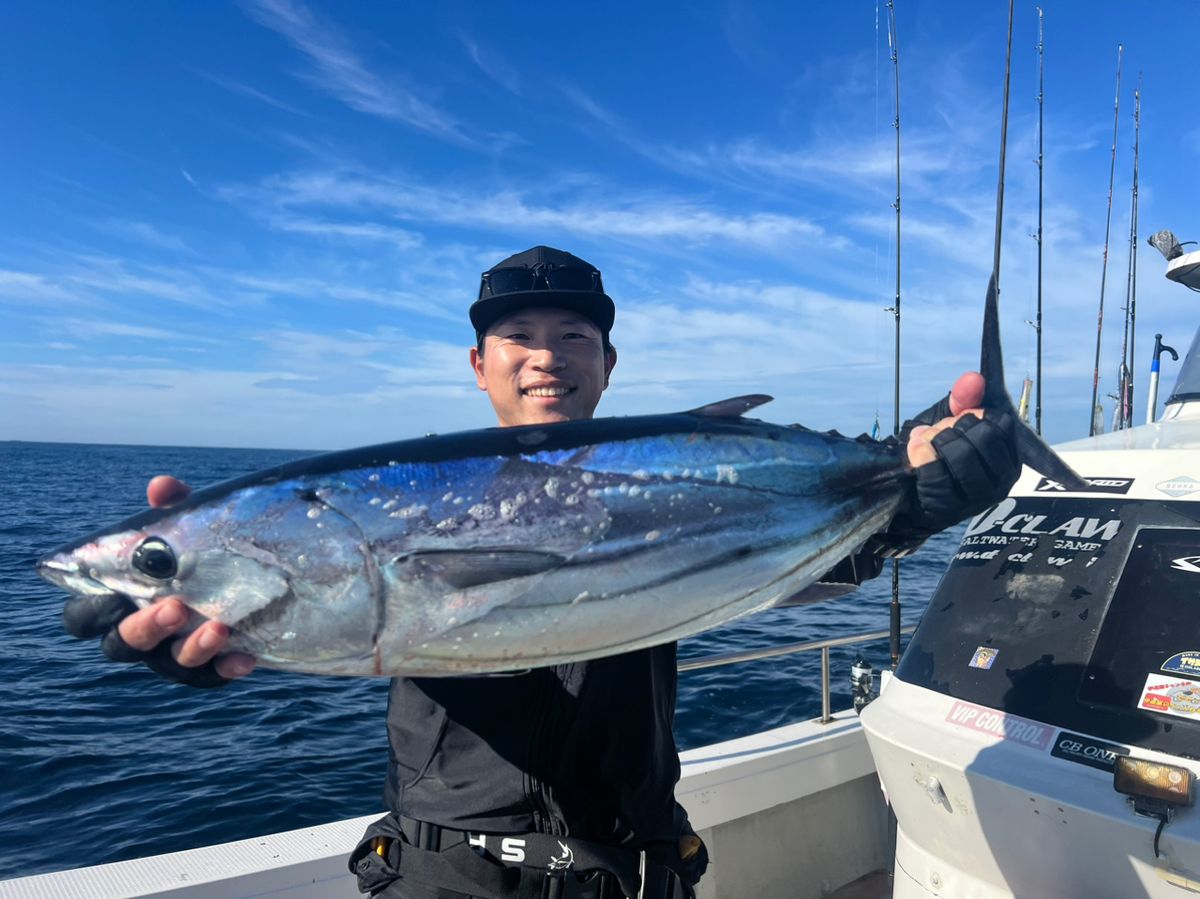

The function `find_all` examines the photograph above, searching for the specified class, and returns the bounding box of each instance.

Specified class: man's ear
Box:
[470,346,488,391]
[602,347,617,389]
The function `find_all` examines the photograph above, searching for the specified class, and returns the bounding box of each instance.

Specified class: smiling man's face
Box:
[470,306,617,427]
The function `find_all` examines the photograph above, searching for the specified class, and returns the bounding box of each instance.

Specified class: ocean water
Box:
[0,441,958,881]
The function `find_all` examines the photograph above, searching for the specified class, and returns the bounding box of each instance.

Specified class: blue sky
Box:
[3,1,1198,449]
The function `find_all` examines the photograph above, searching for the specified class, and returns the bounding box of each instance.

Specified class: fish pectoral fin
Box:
[686,395,774,418]
[391,549,569,590]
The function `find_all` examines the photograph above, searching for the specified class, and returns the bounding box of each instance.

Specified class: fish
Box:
[38,276,1085,676]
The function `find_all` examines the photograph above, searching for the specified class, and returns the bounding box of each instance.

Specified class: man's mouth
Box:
[523,386,574,398]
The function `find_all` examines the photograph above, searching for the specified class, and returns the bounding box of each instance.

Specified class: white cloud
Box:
[270,215,423,249]
[244,0,479,146]
[459,33,522,95]
[54,319,179,341]
[229,168,837,255]
[196,70,309,116]
[97,220,194,254]
[0,271,76,303]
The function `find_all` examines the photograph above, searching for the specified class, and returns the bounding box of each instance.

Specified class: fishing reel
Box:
[851,658,877,714]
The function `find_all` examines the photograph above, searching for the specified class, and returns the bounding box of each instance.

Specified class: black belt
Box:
[374,815,685,899]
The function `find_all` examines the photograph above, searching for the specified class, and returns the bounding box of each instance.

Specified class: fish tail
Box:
[980,273,1089,490]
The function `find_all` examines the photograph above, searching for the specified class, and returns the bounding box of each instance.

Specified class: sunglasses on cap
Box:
[478,265,604,300]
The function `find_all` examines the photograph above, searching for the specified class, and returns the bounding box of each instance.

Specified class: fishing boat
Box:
[863,241,1200,898]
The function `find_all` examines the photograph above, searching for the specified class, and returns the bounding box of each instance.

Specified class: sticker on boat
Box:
[1138,673,1200,718]
[1034,476,1133,494]
[1049,731,1129,773]
[1162,651,1200,675]
[968,646,999,669]
[945,700,1056,750]
[1156,476,1200,497]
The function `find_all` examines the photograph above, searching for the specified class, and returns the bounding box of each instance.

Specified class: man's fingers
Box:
[117,598,189,651]
[63,593,137,639]
[906,425,937,467]
[948,372,985,417]
[215,653,257,679]
[907,410,985,468]
[147,475,191,508]
[171,619,231,669]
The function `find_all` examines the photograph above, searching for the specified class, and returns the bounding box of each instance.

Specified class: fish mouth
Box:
[37,555,120,600]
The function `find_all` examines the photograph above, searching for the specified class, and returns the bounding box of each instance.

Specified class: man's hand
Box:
[904,371,986,467]
[892,371,1020,540]
[61,475,256,686]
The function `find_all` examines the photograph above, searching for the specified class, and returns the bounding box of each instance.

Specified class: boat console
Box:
[863,246,1200,897]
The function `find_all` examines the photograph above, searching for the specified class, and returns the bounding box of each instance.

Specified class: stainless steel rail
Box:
[678,625,916,724]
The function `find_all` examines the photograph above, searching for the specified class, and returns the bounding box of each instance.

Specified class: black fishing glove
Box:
[62,594,231,689]
[881,393,1021,550]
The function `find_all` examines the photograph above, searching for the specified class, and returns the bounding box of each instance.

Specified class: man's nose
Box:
[529,346,564,370]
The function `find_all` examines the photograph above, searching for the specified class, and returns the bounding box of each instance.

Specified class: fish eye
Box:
[132,537,178,580]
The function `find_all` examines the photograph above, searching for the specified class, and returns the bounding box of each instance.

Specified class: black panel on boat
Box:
[896,496,1200,759]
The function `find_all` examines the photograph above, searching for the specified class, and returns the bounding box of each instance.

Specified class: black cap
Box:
[470,245,615,338]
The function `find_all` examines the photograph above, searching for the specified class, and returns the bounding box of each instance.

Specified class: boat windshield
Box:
[1167,326,1200,405]
[897,493,1200,759]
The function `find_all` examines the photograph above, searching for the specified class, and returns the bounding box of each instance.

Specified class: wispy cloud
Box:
[0,270,76,303]
[196,69,309,116]
[665,131,980,193]
[61,256,228,308]
[53,318,179,341]
[223,272,460,321]
[96,220,194,254]
[560,81,986,214]
[227,168,838,255]
[459,32,521,95]
[270,215,423,249]
[244,0,479,146]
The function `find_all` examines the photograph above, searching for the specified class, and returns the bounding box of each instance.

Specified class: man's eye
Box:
[502,332,529,340]
[563,332,592,340]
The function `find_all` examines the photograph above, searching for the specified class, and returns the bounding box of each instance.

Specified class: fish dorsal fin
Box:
[686,395,774,418]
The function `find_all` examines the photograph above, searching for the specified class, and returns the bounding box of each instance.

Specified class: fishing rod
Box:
[885,0,902,669]
[1129,81,1141,398]
[1034,7,1045,434]
[1115,79,1139,429]
[991,0,1014,291]
[1114,77,1141,430]
[1089,44,1123,436]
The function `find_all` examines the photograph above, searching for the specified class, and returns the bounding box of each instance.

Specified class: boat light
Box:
[1114,757,1193,811]
[1114,757,1194,859]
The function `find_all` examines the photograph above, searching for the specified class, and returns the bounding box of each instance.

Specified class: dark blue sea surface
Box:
[0,441,958,881]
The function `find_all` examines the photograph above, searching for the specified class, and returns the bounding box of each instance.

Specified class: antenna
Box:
[1089,44,1124,436]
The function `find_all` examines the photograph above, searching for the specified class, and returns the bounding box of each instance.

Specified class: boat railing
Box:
[678,625,917,724]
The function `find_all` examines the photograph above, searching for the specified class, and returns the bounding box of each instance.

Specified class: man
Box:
[64,246,1020,898]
